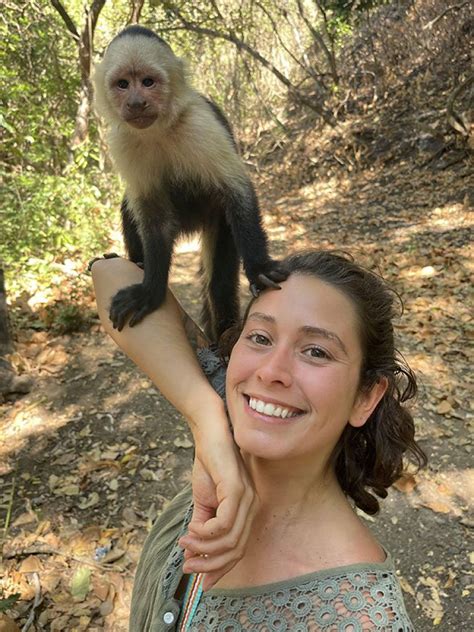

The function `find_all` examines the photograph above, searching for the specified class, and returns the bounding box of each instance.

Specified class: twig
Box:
[423,2,469,30]
[4,546,127,573]
[1,473,16,543]
[447,73,474,136]
[21,573,41,632]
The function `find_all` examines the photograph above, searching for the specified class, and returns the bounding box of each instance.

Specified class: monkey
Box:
[92,25,287,341]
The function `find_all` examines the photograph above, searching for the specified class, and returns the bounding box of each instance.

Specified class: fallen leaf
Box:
[19,555,44,573]
[398,576,415,597]
[99,599,114,616]
[421,500,451,514]
[78,492,100,509]
[12,510,37,527]
[0,614,21,632]
[173,437,193,449]
[55,484,80,496]
[393,473,417,493]
[102,548,126,564]
[436,400,452,415]
[71,567,91,601]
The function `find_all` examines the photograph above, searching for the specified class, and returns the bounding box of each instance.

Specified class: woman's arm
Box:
[91,257,256,589]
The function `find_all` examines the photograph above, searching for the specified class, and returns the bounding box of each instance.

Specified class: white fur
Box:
[93,35,247,204]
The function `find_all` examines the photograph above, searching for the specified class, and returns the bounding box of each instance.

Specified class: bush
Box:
[0,165,119,298]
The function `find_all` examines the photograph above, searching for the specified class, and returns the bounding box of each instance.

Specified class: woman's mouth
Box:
[245,395,304,420]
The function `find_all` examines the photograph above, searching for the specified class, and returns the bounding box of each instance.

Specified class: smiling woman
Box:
[91,250,426,631]
[225,274,382,465]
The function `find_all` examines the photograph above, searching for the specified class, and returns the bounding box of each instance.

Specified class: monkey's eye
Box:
[142,78,155,87]
[117,79,129,89]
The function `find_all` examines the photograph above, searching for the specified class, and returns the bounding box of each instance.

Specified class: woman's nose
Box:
[256,347,293,387]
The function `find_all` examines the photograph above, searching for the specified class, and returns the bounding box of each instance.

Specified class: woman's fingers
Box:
[188,479,254,540]
[181,484,256,556]
[187,447,258,587]
[180,487,257,586]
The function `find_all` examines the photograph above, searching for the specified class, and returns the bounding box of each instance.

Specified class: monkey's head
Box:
[93,26,188,131]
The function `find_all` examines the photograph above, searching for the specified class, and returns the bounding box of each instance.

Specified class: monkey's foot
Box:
[87,252,120,272]
[248,261,289,298]
[109,283,163,331]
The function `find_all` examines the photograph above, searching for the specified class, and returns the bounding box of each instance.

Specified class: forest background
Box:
[0,0,472,630]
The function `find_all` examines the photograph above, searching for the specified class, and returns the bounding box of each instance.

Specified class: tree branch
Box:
[168,6,336,126]
[447,73,474,136]
[297,0,338,85]
[50,0,80,42]
[423,2,469,30]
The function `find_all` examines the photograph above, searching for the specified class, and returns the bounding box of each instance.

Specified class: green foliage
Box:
[0,2,79,173]
[44,293,96,334]
[1,162,117,298]
[322,0,389,20]
[0,593,20,613]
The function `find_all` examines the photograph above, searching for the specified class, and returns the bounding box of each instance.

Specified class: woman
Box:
[92,251,425,631]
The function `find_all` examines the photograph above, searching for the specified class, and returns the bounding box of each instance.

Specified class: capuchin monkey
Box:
[93,25,287,341]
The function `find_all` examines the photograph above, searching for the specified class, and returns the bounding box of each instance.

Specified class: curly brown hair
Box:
[220,250,427,515]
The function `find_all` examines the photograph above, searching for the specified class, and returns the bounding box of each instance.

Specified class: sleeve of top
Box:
[129,486,192,632]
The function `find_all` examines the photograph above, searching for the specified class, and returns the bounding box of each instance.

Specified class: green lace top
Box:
[129,349,414,631]
[130,486,414,632]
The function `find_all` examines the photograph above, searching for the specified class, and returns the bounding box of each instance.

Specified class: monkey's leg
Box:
[223,185,288,296]
[201,217,240,342]
[110,201,176,331]
[121,197,144,263]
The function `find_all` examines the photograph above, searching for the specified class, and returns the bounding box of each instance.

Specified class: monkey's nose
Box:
[127,99,148,111]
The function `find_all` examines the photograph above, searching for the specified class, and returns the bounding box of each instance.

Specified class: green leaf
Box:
[0,593,21,613]
[70,566,91,601]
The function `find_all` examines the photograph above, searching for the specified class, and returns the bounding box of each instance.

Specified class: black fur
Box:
[114,25,171,49]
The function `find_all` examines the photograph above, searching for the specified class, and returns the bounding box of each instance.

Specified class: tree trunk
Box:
[0,266,12,356]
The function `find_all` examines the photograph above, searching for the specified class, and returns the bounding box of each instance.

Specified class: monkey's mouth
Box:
[126,115,157,129]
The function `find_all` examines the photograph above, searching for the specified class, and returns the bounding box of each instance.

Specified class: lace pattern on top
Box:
[188,568,413,631]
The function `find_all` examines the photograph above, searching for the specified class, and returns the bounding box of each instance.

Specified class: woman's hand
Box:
[179,437,257,591]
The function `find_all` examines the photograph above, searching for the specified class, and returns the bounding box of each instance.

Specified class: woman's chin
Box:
[233,428,292,461]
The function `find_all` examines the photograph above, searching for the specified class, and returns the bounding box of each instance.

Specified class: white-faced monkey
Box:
[93,26,287,341]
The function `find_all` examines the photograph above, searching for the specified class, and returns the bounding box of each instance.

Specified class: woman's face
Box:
[226,274,382,464]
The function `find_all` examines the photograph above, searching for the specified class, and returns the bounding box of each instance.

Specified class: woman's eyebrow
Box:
[246,313,348,355]
[247,312,275,324]
[300,325,348,355]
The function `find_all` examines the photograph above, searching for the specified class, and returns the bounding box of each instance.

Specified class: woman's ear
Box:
[349,377,388,428]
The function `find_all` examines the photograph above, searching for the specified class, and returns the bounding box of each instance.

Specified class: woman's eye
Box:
[303,346,330,360]
[248,333,271,346]
[142,77,154,87]
[117,79,128,89]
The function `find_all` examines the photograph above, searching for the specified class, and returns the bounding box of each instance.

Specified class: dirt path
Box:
[1,156,472,630]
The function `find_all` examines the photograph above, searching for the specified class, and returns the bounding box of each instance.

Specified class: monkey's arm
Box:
[92,257,257,589]
[224,184,288,296]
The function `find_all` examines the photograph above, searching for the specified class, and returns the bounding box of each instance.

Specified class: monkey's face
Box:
[108,66,164,129]
[96,35,186,131]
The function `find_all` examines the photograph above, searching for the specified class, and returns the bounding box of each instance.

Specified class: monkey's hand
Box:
[248,260,289,298]
[109,283,164,331]
[179,445,257,591]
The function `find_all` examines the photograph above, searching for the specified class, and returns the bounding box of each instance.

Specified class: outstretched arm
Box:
[91,257,256,589]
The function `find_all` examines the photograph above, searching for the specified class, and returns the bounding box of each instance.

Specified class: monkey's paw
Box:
[109,283,163,331]
[248,260,289,298]
[87,252,120,272]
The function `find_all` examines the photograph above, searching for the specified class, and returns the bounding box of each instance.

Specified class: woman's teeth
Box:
[248,397,300,419]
